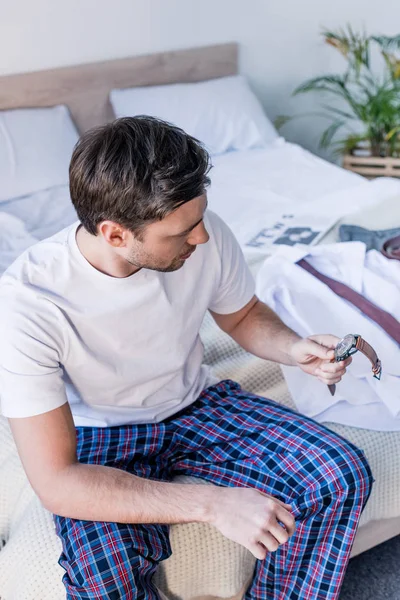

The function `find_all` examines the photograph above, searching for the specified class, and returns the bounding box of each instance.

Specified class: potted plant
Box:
[276,27,400,178]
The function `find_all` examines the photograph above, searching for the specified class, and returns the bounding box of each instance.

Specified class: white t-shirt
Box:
[0,210,255,427]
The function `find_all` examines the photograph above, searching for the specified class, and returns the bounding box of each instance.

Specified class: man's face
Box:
[107,195,210,273]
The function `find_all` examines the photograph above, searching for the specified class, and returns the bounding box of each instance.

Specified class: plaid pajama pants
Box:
[53,379,374,600]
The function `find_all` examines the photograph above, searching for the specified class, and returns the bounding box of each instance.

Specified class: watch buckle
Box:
[373,359,382,380]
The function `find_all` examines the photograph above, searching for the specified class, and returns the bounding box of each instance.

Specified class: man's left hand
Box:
[290,334,352,386]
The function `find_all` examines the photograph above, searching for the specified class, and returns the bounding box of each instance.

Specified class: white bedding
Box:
[0,213,37,275]
[210,138,362,200]
[207,139,399,256]
[0,185,76,242]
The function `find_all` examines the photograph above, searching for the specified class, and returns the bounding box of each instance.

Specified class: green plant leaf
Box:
[284,26,400,155]
[385,126,400,141]
[320,104,356,120]
[274,115,292,130]
[333,133,369,155]
[293,74,346,95]
[319,120,346,149]
[372,34,400,52]
[381,51,400,80]
[323,29,350,57]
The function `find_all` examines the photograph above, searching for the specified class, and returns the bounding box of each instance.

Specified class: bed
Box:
[0,42,399,600]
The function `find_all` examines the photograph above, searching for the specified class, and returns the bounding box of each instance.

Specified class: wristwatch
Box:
[328,333,382,396]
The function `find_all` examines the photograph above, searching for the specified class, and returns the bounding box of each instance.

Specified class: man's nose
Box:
[188,222,209,246]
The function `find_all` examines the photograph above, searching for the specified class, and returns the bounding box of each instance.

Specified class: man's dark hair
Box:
[69,115,212,238]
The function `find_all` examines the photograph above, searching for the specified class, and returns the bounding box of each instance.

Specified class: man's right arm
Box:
[8,402,214,525]
[9,403,296,560]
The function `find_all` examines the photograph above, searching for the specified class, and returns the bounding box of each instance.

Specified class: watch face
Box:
[335,334,356,359]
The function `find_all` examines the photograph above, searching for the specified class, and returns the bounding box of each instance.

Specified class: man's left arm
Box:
[209,295,352,386]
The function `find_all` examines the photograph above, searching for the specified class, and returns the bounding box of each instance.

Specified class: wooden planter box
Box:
[343,154,400,179]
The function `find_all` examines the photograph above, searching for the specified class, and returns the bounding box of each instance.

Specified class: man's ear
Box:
[98,221,129,248]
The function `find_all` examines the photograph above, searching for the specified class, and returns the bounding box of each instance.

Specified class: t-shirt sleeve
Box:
[207,211,256,315]
[0,293,68,419]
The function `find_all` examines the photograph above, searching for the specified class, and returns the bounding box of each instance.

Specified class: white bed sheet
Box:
[207,139,394,256]
[210,138,363,202]
[0,185,77,276]
[0,185,76,243]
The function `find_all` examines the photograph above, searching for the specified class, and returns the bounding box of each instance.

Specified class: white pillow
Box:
[110,75,278,156]
[0,105,79,203]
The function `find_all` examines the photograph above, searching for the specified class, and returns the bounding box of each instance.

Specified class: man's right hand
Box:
[209,486,296,560]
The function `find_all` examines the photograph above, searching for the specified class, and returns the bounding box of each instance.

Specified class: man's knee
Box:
[348,445,375,507]
[323,434,375,507]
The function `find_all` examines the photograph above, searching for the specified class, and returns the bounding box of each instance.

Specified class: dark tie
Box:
[296,258,400,346]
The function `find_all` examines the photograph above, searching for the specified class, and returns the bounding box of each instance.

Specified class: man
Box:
[0,116,373,600]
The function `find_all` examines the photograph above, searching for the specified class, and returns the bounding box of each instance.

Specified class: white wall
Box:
[1,0,400,160]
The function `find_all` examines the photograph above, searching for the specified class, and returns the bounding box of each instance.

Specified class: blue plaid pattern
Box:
[53,379,374,599]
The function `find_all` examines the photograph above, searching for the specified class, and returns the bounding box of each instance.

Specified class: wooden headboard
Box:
[0,43,238,133]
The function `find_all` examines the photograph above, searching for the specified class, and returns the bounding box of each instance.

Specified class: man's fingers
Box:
[308,334,340,349]
[269,522,290,546]
[252,515,296,558]
[258,531,282,552]
[249,541,268,560]
[319,356,352,374]
[318,371,345,383]
[319,356,353,373]
[277,507,296,537]
[249,526,290,559]
[275,498,293,509]
[317,365,346,377]
[259,491,292,510]
[302,340,334,360]
[318,364,342,374]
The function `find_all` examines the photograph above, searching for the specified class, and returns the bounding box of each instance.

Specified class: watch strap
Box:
[355,336,382,379]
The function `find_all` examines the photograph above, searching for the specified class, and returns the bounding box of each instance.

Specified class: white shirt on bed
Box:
[0,210,255,427]
[256,241,400,431]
